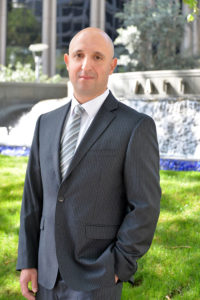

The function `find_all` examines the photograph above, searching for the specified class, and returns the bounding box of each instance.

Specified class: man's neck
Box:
[74,89,108,104]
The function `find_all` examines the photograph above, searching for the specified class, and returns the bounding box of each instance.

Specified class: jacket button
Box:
[58,197,64,203]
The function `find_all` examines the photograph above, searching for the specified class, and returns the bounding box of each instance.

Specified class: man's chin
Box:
[76,86,96,96]
[74,89,99,102]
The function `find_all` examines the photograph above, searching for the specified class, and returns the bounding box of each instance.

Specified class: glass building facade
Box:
[6,0,125,75]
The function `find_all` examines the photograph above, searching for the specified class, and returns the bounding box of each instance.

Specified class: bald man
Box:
[17,27,161,300]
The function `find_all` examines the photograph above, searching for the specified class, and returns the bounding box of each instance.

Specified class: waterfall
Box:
[0,96,200,161]
[121,96,200,160]
[0,97,69,147]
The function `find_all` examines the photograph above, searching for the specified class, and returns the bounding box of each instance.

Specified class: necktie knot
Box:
[74,104,84,116]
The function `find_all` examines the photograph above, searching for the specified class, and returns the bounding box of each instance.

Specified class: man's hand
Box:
[20,268,38,300]
[115,274,119,283]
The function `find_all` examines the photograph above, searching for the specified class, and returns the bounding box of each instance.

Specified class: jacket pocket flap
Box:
[86,224,119,240]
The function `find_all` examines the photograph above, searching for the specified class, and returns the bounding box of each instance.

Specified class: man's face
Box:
[64,29,117,103]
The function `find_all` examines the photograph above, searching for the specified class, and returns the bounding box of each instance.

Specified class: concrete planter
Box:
[0,81,67,126]
[108,69,200,98]
[0,81,67,108]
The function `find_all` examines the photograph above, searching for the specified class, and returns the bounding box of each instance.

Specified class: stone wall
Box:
[108,69,200,99]
[0,82,67,127]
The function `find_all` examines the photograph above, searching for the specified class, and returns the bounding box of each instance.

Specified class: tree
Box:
[183,0,199,22]
[6,7,41,66]
[7,7,40,47]
[114,0,196,71]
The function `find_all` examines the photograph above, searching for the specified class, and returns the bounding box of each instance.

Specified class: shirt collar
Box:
[71,89,109,118]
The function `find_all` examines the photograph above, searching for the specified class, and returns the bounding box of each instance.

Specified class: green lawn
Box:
[0,155,200,300]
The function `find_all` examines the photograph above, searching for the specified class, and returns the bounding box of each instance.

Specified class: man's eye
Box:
[94,56,102,61]
[75,53,83,58]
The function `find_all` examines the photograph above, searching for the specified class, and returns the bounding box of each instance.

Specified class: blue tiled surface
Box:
[0,145,200,171]
[160,158,200,172]
[0,145,30,157]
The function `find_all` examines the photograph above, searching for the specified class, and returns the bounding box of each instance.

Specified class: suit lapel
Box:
[52,102,71,185]
[63,93,119,181]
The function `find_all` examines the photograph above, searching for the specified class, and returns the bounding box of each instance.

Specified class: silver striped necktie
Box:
[60,104,84,179]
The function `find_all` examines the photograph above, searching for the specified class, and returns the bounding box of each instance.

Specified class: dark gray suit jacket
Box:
[17,92,161,292]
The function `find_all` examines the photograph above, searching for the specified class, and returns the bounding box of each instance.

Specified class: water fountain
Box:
[119,96,200,171]
[0,97,69,155]
[0,70,200,171]
[108,71,200,171]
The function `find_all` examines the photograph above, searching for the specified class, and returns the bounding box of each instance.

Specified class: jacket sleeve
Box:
[16,116,43,270]
[113,115,161,281]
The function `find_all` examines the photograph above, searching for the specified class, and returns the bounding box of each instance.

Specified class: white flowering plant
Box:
[0,62,62,83]
[114,26,141,71]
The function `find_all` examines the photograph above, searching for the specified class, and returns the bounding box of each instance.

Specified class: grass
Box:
[123,171,200,300]
[0,155,200,299]
[0,156,28,300]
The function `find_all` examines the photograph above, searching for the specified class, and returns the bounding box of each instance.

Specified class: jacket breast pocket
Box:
[85,224,120,240]
[89,149,118,156]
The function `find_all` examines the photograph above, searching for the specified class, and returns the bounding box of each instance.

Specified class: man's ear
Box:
[64,54,69,70]
[109,57,118,75]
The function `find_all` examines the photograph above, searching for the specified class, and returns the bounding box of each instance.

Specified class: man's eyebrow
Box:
[71,50,105,58]
[93,51,105,58]
[72,49,84,55]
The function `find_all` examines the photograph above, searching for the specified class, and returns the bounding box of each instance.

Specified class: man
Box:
[17,27,161,300]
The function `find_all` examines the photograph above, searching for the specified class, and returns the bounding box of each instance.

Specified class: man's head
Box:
[64,27,117,103]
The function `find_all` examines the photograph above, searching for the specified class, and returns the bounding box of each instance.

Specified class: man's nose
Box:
[81,57,91,70]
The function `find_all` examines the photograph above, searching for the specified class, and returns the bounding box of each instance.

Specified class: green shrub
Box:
[115,0,197,71]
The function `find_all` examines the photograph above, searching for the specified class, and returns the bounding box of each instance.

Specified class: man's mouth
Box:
[79,74,94,80]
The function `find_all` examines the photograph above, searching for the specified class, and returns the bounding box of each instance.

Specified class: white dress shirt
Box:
[62,89,109,150]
